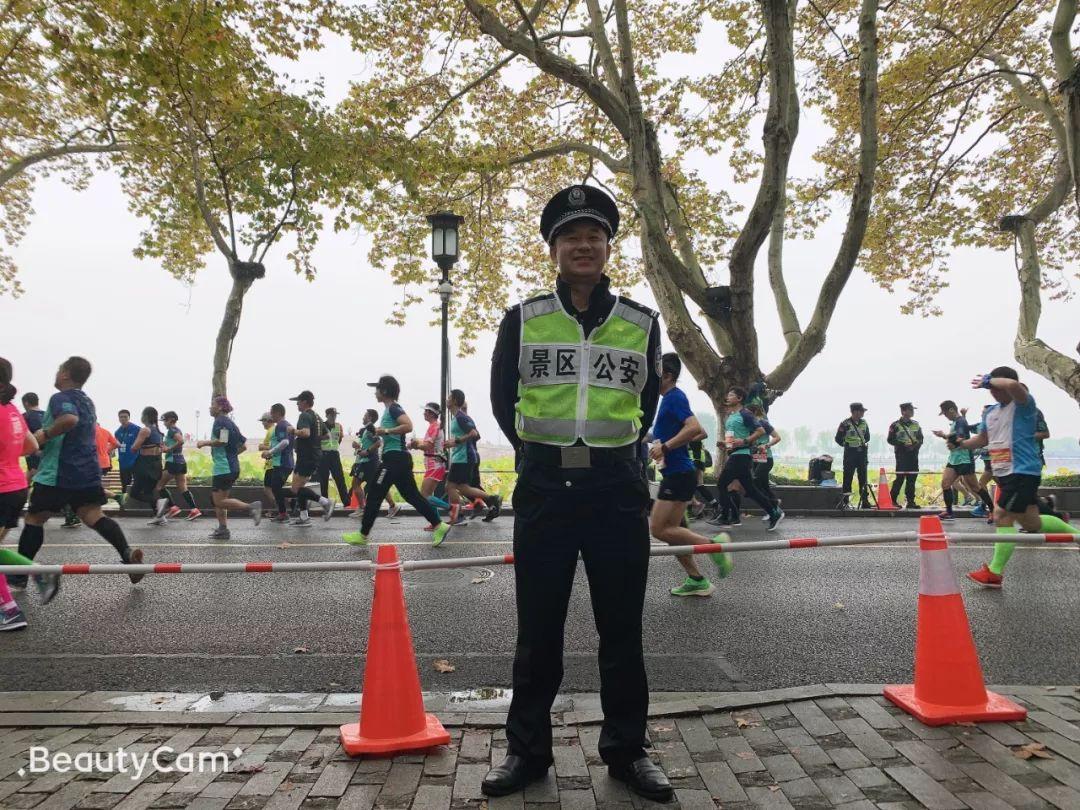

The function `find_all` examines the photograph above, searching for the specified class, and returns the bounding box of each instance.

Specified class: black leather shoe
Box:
[608,757,674,802]
[481,755,549,797]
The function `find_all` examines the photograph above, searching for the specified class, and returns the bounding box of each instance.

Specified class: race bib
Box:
[989,444,1012,472]
[752,446,767,463]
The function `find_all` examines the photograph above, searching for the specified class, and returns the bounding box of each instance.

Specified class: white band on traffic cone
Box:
[919,548,958,596]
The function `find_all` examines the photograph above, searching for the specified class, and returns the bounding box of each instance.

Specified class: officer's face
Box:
[550,222,611,281]
[901,407,914,419]
[851,409,865,420]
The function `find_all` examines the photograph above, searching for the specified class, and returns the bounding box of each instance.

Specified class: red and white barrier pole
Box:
[946,533,1079,545]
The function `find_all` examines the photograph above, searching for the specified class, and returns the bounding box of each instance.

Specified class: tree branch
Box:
[254,163,301,263]
[0,142,127,189]
[508,140,628,173]
[411,52,518,141]
[184,121,235,261]
[584,0,623,96]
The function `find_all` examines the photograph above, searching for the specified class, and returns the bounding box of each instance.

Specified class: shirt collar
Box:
[555,274,612,314]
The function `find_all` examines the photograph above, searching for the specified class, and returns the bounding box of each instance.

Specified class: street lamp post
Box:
[427,212,464,439]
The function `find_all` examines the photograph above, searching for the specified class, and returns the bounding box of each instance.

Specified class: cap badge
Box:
[567,187,587,207]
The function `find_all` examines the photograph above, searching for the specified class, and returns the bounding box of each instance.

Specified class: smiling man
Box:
[487,185,670,802]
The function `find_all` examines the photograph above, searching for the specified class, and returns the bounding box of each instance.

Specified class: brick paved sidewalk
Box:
[1,689,1079,809]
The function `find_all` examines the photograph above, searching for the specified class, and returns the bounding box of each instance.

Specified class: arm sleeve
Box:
[835,421,846,447]
[637,317,662,440]
[886,422,898,446]
[739,409,760,431]
[388,403,405,421]
[50,393,77,420]
[490,307,523,450]
[457,413,477,434]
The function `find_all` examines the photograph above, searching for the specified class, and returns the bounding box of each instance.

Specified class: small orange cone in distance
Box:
[876,467,899,511]
[884,516,1027,726]
[348,490,359,509]
[340,544,450,755]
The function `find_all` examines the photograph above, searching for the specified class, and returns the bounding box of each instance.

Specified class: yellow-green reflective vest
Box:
[516,291,654,447]
[321,423,342,452]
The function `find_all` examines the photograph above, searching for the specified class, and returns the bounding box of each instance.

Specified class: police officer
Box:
[887,402,923,508]
[486,185,671,802]
[835,402,871,508]
[317,407,349,508]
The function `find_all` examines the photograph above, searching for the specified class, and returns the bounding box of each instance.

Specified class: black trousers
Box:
[842,448,869,504]
[360,451,440,534]
[752,457,774,501]
[715,454,777,517]
[507,457,650,769]
[890,450,919,504]
[128,456,162,506]
[119,467,134,493]
[317,451,349,504]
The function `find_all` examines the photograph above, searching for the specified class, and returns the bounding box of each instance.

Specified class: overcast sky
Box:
[1,30,1076,450]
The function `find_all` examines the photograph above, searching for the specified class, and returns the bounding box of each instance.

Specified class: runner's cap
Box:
[288,390,314,403]
[259,412,273,422]
[423,402,442,416]
[939,400,957,415]
[849,402,866,412]
[540,185,619,244]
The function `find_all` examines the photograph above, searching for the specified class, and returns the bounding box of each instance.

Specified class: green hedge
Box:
[1043,474,1080,487]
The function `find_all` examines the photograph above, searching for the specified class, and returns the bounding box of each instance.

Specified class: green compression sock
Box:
[988,526,1017,575]
[0,547,34,566]
[1039,514,1079,535]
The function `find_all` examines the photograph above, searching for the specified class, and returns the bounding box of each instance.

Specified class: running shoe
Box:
[936,511,955,521]
[60,518,80,529]
[761,513,770,522]
[966,564,1003,589]
[905,502,920,510]
[147,516,167,526]
[154,498,169,518]
[271,513,289,524]
[126,548,145,584]
[767,510,785,532]
[483,495,503,523]
[971,503,987,517]
[387,503,402,519]
[209,526,231,540]
[431,522,452,547]
[985,515,995,525]
[730,516,742,527]
[113,493,125,508]
[342,530,368,546]
[33,573,61,606]
[6,576,27,592]
[469,498,485,520]
[709,533,734,578]
[0,607,27,632]
[292,517,313,527]
[250,502,263,526]
[166,506,182,519]
[320,498,334,522]
[423,524,436,532]
[690,502,706,519]
[186,508,202,521]
[348,509,362,519]
[670,577,715,597]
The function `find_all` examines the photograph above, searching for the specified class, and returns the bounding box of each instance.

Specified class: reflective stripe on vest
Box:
[516,293,652,447]
[843,419,868,447]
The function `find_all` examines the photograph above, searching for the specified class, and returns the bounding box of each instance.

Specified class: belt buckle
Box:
[560,446,591,469]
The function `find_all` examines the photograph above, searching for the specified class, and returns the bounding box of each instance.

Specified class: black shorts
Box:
[212,473,239,492]
[447,462,475,485]
[295,458,318,478]
[997,473,1041,513]
[165,461,187,476]
[350,462,369,479]
[271,467,292,490]
[0,489,28,528]
[28,483,107,514]
[946,462,976,476]
[657,471,698,502]
[263,469,274,488]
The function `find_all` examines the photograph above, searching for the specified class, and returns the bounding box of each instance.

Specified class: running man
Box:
[933,399,994,521]
[283,391,334,526]
[1,358,60,629]
[153,411,200,521]
[9,357,144,589]
[125,407,167,524]
[21,392,44,485]
[959,367,1078,587]
[714,387,784,531]
[343,375,450,547]
[348,409,396,518]
[114,409,140,495]
[748,404,781,520]
[408,402,446,521]
[445,389,501,523]
[258,412,278,518]
[317,407,350,507]
[261,403,296,524]
[94,421,119,503]
[197,396,261,539]
[687,438,714,519]
[648,354,732,597]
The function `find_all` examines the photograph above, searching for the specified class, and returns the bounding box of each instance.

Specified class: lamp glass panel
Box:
[432,228,445,257]
[445,229,458,257]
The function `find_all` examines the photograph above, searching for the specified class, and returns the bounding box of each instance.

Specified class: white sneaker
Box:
[293,516,313,527]
[320,498,334,522]
[348,509,362,518]
[147,516,167,526]
[387,504,402,519]
[154,498,169,518]
[250,502,263,526]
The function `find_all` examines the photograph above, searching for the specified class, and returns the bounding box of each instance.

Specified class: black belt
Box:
[522,442,637,469]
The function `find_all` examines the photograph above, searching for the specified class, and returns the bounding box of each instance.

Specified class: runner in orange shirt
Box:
[95,423,119,501]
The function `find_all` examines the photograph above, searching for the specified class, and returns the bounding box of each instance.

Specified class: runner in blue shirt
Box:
[20,392,44,485]
[959,366,1078,587]
[444,389,501,524]
[10,356,145,589]
[648,354,732,597]
[196,396,262,540]
[114,409,141,496]
[152,411,201,522]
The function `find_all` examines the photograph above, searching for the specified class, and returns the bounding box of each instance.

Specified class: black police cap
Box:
[540,185,620,244]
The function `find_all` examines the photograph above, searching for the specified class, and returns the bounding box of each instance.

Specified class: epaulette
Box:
[619,297,659,320]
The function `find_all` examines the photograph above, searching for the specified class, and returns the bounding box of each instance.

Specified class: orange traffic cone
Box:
[883,516,1026,726]
[876,467,899,511]
[348,490,360,509]
[340,545,451,755]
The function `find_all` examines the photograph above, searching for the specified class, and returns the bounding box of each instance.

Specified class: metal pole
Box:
[439,262,450,442]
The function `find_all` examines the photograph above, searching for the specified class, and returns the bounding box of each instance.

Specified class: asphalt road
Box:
[2,514,1078,693]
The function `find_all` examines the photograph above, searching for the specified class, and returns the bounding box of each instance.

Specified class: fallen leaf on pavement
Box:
[278,542,292,549]
[293,645,310,654]
[1046,686,1056,691]
[151,697,167,705]
[769,785,781,792]
[433,659,456,673]
[234,764,264,774]
[735,717,758,729]
[834,602,845,610]
[735,752,756,760]
[1013,743,1052,760]
[470,577,486,585]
